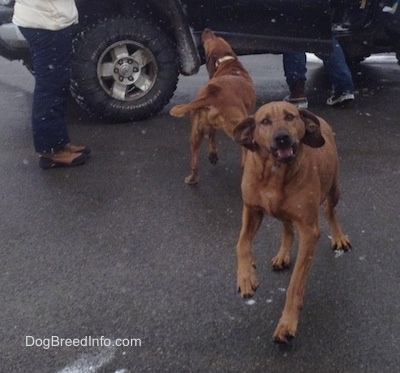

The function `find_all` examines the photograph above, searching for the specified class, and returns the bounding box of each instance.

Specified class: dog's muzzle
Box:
[271,131,298,163]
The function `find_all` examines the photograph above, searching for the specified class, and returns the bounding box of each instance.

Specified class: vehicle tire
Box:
[70,17,179,123]
[396,52,400,65]
[344,53,367,66]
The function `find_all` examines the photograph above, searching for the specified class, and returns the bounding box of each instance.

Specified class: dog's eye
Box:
[285,114,295,121]
[261,118,271,126]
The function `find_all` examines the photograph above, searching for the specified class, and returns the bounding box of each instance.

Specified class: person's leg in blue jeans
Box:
[317,38,355,105]
[282,52,308,108]
[19,26,88,169]
[282,38,355,108]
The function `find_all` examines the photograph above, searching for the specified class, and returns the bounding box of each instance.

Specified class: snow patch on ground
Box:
[307,52,397,64]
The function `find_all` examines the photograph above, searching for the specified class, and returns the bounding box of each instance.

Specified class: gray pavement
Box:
[1,53,400,372]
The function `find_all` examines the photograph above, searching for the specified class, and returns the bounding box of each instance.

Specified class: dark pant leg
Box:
[317,38,355,95]
[19,26,73,153]
[282,52,307,91]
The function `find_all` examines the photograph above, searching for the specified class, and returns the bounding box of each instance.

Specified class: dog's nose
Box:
[274,131,291,147]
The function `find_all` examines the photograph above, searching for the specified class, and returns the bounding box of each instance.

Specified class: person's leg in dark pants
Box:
[317,38,355,106]
[19,26,87,168]
[282,52,308,108]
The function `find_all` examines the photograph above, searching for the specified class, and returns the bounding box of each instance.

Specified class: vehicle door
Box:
[182,0,333,54]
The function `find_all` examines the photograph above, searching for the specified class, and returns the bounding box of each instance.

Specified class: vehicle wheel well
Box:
[77,0,177,44]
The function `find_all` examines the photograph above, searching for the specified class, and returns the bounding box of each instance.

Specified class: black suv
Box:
[0,0,399,122]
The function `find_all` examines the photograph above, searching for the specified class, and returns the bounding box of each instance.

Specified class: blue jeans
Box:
[283,38,354,95]
[19,26,74,153]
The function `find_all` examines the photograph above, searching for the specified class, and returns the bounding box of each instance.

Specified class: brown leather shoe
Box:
[39,150,86,169]
[64,143,91,156]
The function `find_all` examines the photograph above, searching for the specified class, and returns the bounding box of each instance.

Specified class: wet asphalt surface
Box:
[0,53,400,373]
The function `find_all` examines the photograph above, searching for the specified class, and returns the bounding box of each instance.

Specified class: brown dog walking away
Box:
[233,101,351,343]
[170,28,256,184]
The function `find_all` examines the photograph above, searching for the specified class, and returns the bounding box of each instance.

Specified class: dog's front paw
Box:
[331,235,351,251]
[271,253,290,271]
[273,317,297,344]
[237,263,259,297]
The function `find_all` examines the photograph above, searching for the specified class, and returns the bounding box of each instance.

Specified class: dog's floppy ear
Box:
[299,109,325,148]
[233,117,259,151]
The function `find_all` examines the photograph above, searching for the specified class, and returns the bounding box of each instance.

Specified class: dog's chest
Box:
[244,181,285,217]
[243,158,323,220]
[257,186,285,216]
[242,163,294,217]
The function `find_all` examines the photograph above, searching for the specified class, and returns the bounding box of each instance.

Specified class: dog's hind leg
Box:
[207,128,218,165]
[324,201,351,251]
[185,121,204,185]
[324,183,351,251]
[271,220,294,270]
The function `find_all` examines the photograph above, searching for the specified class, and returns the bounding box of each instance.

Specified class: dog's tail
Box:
[169,103,194,117]
[170,100,211,117]
[169,84,221,117]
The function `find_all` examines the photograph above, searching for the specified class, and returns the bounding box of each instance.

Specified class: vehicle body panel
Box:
[181,0,333,54]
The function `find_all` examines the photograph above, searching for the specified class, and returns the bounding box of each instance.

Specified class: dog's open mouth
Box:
[271,143,298,163]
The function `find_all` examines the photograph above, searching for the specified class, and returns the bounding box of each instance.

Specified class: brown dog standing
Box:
[170,28,256,184]
[233,101,351,343]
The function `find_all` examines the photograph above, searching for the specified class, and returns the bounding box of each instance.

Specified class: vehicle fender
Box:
[117,0,201,76]
[165,0,201,75]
